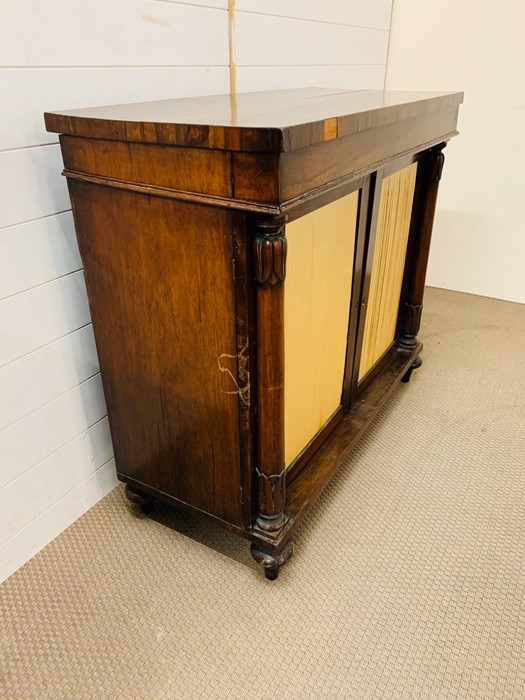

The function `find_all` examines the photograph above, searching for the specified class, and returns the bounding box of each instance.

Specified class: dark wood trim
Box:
[281,94,463,152]
[63,133,455,216]
[62,169,282,215]
[284,176,365,222]
[398,143,447,353]
[279,131,457,210]
[231,212,257,528]
[381,151,421,178]
[280,108,458,201]
[286,407,344,482]
[349,170,384,402]
[396,154,430,341]
[342,177,372,411]
[252,215,288,536]
[45,88,463,153]
[46,111,284,153]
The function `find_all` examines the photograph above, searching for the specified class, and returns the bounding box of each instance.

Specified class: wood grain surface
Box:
[48,88,462,577]
[46,88,464,153]
[67,181,245,526]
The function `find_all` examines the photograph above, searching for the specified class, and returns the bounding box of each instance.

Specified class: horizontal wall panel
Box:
[0,1,228,67]
[0,145,70,229]
[236,65,386,93]
[0,458,117,584]
[0,374,107,488]
[0,213,80,299]
[0,67,230,151]
[150,0,227,8]
[0,325,99,431]
[234,13,389,66]
[236,1,392,30]
[0,419,113,545]
[0,272,91,368]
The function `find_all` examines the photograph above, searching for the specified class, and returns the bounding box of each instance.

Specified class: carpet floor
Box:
[1,287,525,699]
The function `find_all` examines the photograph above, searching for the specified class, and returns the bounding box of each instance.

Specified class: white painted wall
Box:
[233,1,392,92]
[0,0,229,584]
[1,0,393,582]
[386,0,525,303]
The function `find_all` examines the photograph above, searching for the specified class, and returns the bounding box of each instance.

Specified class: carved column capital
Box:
[254,216,287,285]
[399,303,423,352]
[255,467,287,533]
[428,143,446,182]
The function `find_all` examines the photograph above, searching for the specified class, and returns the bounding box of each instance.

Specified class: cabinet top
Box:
[45,87,463,153]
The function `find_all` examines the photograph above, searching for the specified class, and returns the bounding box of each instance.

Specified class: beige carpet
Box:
[2,287,525,699]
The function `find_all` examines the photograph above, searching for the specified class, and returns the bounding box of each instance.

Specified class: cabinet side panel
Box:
[284,191,358,467]
[68,182,243,526]
[359,162,418,380]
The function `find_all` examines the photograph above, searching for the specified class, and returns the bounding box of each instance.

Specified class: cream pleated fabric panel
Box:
[359,163,417,380]
[284,191,359,467]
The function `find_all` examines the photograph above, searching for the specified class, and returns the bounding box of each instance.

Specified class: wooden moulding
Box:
[280,109,458,202]
[44,88,463,153]
[56,108,459,213]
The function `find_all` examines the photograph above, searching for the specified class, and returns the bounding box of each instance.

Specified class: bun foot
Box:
[124,484,155,514]
[401,355,422,383]
[265,567,279,581]
[251,539,293,580]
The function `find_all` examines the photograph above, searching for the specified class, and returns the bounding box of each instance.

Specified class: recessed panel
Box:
[284,191,359,467]
[359,162,418,380]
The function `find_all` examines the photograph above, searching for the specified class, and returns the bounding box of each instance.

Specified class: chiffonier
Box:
[45,88,463,579]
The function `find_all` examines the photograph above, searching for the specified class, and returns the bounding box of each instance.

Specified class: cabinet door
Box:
[284,191,359,468]
[358,161,418,382]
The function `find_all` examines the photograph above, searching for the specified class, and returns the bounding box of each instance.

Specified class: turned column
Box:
[399,143,446,354]
[252,215,287,534]
[250,215,293,580]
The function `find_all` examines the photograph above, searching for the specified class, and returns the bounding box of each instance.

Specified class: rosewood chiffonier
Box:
[45,88,463,579]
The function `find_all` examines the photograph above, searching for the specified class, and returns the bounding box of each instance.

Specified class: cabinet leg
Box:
[401,355,423,383]
[124,484,155,514]
[251,539,293,580]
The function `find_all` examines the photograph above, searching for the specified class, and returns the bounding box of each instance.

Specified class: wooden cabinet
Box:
[45,88,463,579]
